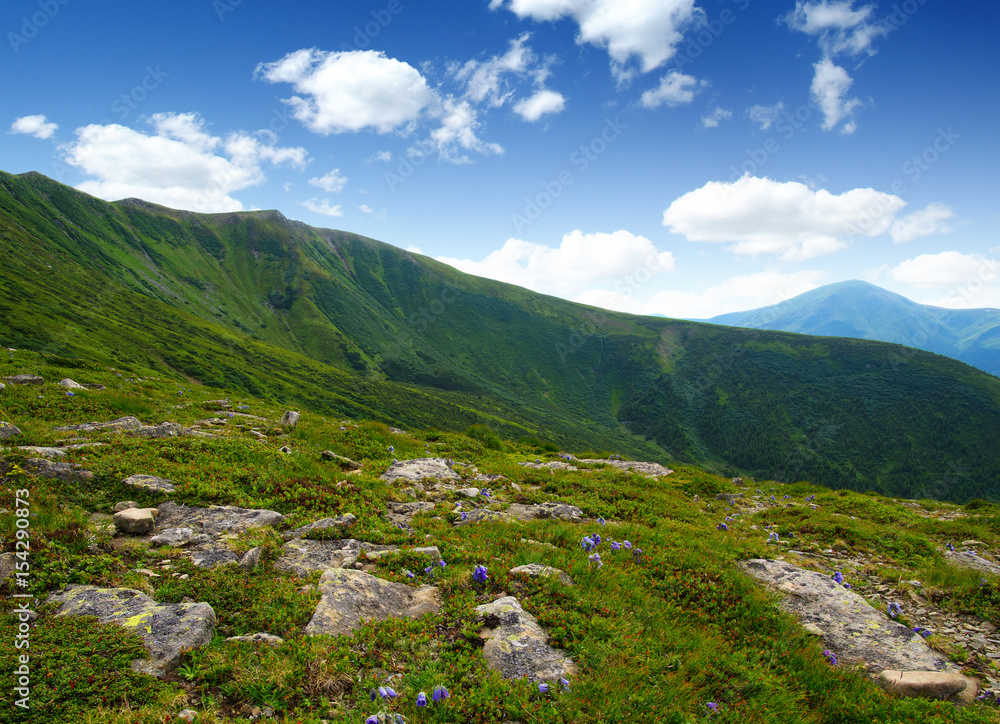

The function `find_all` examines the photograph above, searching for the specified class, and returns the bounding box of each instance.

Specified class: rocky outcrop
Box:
[320,451,361,470]
[135,422,216,439]
[945,549,1000,577]
[0,422,22,440]
[282,514,357,540]
[380,458,460,483]
[455,501,585,527]
[54,416,142,433]
[190,544,239,569]
[47,585,216,677]
[227,633,284,646]
[20,458,94,483]
[579,459,674,477]
[879,670,976,702]
[15,446,65,458]
[276,538,396,576]
[474,596,577,683]
[740,559,956,674]
[304,568,440,637]
[123,474,176,493]
[155,500,283,533]
[58,378,86,389]
[280,410,300,427]
[510,564,574,586]
[2,374,43,386]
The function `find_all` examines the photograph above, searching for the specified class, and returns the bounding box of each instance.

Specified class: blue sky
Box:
[3,0,998,317]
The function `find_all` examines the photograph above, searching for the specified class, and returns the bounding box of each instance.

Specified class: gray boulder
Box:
[320,451,361,470]
[740,559,957,674]
[190,544,239,569]
[510,564,574,586]
[0,422,22,440]
[879,670,976,702]
[380,457,460,483]
[944,549,1000,577]
[276,538,396,576]
[282,514,358,540]
[149,528,206,547]
[123,474,176,493]
[54,416,142,433]
[47,585,215,677]
[22,458,94,483]
[280,410,300,427]
[579,459,674,477]
[474,596,577,682]
[113,508,158,535]
[304,568,440,637]
[227,633,284,646]
[58,378,86,389]
[156,500,283,533]
[15,446,65,458]
[135,422,215,439]
[239,546,263,570]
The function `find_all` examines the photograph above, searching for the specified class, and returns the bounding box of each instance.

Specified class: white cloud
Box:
[309,168,347,193]
[61,112,307,212]
[255,49,433,134]
[367,150,392,163]
[437,229,674,297]
[11,114,58,139]
[514,89,567,121]
[810,58,861,133]
[783,1,887,57]
[406,244,423,254]
[889,202,954,243]
[889,251,998,290]
[640,71,701,108]
[300,198,343,217]
[359,204,373,213]
[747,102,784,130]
[575,269,827,319]
[425,97,504,163]
[700,107,731,129]
[453,33,536,108]
[662,175,907,261]
[494,0,703,81]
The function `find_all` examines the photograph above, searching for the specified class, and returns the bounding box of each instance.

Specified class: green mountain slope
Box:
[706,280,1000,377]
[2,170,999,502]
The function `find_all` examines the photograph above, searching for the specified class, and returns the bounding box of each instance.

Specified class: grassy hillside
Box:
[706,280,1000,377]
[0,356,997,723]
[1,171,999,502]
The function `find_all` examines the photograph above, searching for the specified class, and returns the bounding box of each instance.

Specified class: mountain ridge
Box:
[705,280,1000,377]
[2,170,998,502]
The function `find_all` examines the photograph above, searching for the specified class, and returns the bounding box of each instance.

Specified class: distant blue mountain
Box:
[704,280,1000,377]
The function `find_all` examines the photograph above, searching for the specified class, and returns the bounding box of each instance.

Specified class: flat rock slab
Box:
[945,549,1000,577]
[22,458,94,483]
[2,375,43,385]
[16,446,65,458]
[135,422,216,439]
[113,507,158,535]
[276,538,399,576]
[47,585,215,677]
[123,474,176,493]
[455,502,584,527]
[579,459,674,477]
[149,528,211,548]
[518,461,578,471]
[879,670,975,702]
[227,633,285,646]
[320,451,361,470]
[54,416,142,433]
[741,559,956,674]
[282,514,358,540]
[156,500,283,533]
[0,422,22,440]
[474,596,577,683]
[510,564,574,586]
[380,458,460,483]
[190,544,239,569]
[304,568,440,637]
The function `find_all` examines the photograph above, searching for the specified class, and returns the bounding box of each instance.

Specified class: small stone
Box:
[58,378,86,389]
[320,451,361,469]
[113,508,158,535]
[878,670,969,700]
[280,411,300,428]
[0,422,22,440]
[123,474,176,493]
[226,632,285,647]
[239,546,263,570]
[177,710,197,723]
[457,488,481,498]
[279,446,292,454]
[510,564,574,586]
[961,540,984,547]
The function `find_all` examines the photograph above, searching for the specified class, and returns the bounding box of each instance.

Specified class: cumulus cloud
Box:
[888,251,998,290]
[783,1,889,133]
[359,204,373,213]
[747,102,784,130]
[300,198,343,217]
[700,107,732,129]
[61,112,307,212]
[810,58,861,133]
[437,229,674,297]
[640,71,701,108]
[662,175,907,261]
[11,114,58,139]
[255,49,433,134]
[367,150,392,163]
[493,0,703,81]
[452,33,536,108]
[889,202,954,243]
[514,89,567,121]
[423,97,504,163]
[575,269,827,319]
[309,168,347,193]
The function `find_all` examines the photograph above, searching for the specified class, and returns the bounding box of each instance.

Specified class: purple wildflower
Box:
[432,684,450,702]
[416,692,428,707]
[538,682,549,693]
[472,564,488,582]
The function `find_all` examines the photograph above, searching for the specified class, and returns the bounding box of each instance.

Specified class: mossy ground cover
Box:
[0,353,998,723]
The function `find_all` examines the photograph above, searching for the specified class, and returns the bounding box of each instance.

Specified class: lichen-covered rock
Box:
[239,546,263,570]
[227,633,285,646]
[2,374,43,386]
[740,559,957,674]
[510,564,574,586]
[54,416,142,433]
[945,549,1000,577]
[123,474,176,493]
[276,538,396,576]
[0,422,22,440]
[320,451,361,469]
[113,508,159,535]
[15,446,64,458]
[156,500,283,533]
[454,502,585,527]
[474,596,577,683]
[47,585,215,677]
[280,410,300,427]
[282,514,358,540]
[879,670,978,704]
[380,457,459,483]
[58,378,86,389]
[518,460,577,471]
[135,422,215,439]
[190,544,239,569]
[149,528,207,547]
[22,458,94,483]
[304,568,440,637]
[579,459,674,477]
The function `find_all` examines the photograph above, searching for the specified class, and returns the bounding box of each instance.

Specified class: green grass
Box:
[0,354,998,723]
